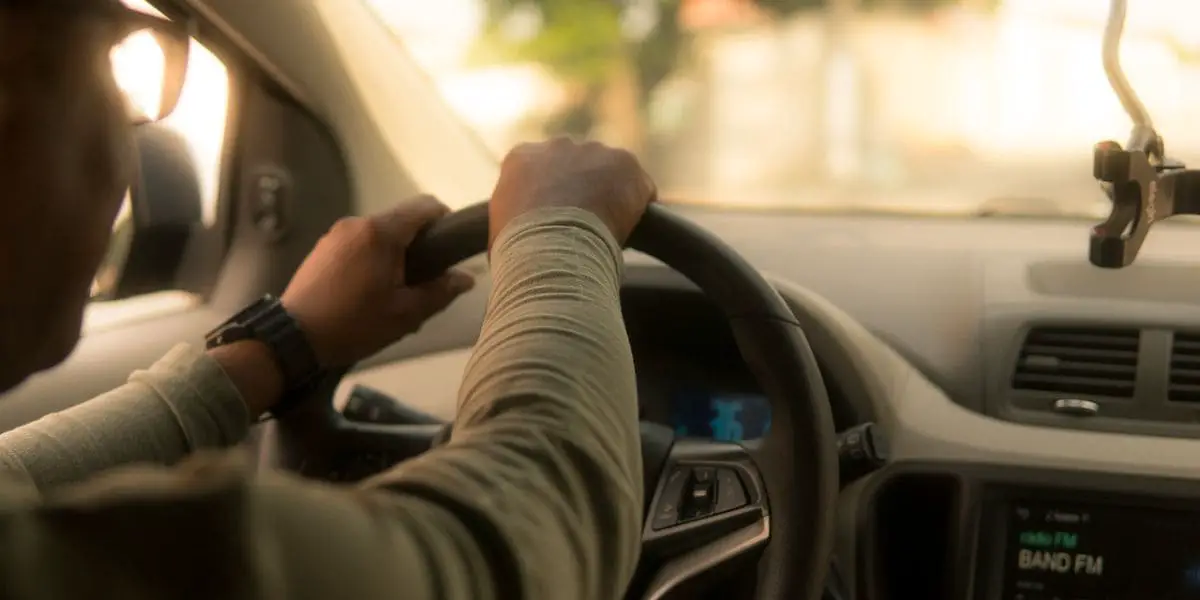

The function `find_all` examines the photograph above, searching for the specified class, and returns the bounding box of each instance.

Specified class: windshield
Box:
[363,0,1200,219]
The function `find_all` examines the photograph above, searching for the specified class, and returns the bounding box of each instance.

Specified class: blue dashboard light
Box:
[709,399,745,442]
[669,391,770,442]
[1185,563,1200,588]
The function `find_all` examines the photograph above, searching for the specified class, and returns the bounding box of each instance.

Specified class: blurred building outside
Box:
[370,0,1200,216]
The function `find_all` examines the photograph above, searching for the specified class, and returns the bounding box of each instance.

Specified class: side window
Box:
[88,1,231,327]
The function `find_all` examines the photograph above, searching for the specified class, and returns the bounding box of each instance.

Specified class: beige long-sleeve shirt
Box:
[0,208,641,600]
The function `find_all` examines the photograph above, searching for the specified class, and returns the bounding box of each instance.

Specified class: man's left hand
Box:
[281,195,475,369]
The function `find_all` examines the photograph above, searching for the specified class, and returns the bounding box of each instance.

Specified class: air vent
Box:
[1169,332,1200,402]
[1012,326,1140,398]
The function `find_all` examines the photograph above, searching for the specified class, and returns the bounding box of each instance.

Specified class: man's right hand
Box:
[488,138,657,249]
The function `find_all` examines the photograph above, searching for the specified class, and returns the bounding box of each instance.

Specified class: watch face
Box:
[206,324,253,349]
[231,295,278,323]
[205,295,277,349]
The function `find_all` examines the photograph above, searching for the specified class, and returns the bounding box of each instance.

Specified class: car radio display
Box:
[1003,500,1200,599]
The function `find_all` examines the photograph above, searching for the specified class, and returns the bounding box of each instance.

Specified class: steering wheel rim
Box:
[260,203,838,599]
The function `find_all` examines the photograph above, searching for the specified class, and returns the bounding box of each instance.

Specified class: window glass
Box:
[363,0,1200,222]
[91,1,230,300]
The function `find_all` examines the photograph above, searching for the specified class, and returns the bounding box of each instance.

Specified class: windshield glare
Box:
[364,0,1200,219]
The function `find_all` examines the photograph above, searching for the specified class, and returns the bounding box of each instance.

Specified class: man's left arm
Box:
[0,342,276,491]
[0,196,471,493]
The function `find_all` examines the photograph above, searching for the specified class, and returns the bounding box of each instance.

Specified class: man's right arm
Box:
[0,207,642,600]
[362,207,643,598]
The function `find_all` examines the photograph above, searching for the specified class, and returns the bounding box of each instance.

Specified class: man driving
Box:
[0,3,652,599]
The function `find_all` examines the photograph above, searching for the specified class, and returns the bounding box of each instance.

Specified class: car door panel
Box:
[0,74,350,431]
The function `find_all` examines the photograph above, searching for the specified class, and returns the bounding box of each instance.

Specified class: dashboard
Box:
[335,206,1200,600]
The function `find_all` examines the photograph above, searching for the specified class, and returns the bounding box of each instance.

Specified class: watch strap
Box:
[253,302,322,394]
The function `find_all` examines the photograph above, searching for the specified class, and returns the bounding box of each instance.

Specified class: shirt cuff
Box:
[491,207,623,275]
[131,343,251,449]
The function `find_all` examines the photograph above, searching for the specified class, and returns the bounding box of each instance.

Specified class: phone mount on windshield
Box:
[1091,0,1200,268]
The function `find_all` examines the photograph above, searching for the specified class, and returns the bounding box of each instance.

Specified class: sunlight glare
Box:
[106,2,231,225]
[165,41,231,225]
[110,31,165,120]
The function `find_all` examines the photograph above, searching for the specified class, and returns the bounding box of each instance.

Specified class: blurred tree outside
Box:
[470,0,970,157]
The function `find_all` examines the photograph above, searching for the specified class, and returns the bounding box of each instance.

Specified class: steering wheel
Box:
[259,202,838,599]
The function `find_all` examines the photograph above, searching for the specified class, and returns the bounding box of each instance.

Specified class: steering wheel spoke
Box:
[261,402,445,481]
[639,439,770,599]
[329,419,444,456]
[316,420,445,482]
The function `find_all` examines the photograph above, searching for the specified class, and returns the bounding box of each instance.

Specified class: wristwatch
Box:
[205,295,324,408]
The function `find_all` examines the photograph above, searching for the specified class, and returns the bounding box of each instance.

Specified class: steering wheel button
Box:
[715,468,748,513]
[682,480,716,520]
[651,467,691,530]
[651,504,679,530]
[692,467,715,483]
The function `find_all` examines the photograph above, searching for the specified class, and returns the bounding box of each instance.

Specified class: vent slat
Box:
[1013,326,1139,398]
[1025,332,1140,349]
[1169,331,1200,402]
[1022,345,1138,363]
[1018,358,1136,378]
[1168,367,1200,382]
[1171,355,1200,367]
[1013,374,1136,396]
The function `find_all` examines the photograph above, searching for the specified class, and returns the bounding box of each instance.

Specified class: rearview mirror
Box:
[91,123,203,301]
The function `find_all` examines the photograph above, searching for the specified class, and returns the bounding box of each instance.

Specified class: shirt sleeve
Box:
[0,207,643,600]
[0,344,250,491]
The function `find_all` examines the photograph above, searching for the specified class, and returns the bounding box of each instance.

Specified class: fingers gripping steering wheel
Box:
[260,203,839,599]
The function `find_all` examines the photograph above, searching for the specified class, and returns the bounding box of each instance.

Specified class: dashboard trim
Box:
[642,517,770,600]
[767,275,1200,481]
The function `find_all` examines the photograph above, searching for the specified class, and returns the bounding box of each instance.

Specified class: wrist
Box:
[208,340,284,419]
[205,295,324,418]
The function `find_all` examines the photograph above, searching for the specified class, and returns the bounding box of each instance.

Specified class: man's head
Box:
[0,4,187,392]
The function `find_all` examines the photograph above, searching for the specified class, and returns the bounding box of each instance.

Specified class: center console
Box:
[842,463,1200,600]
